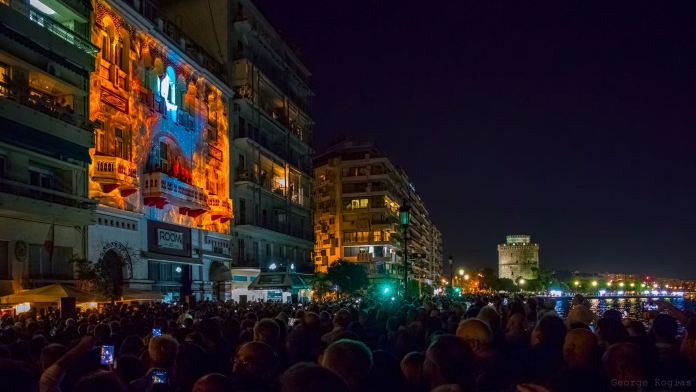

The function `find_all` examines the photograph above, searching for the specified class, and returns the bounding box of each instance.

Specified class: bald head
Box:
[321,339,373,389]
[564,328,598,368]
[456,319,493,356]
[232,341,278,380]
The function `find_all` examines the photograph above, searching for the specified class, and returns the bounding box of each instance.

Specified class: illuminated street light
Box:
[519,278,526,285]
[630,282,635,287]
[574,280,580,287]
[607,281,612,287]
[464,274,470,281]
[591,281,598,287]
[619,282,624,287]
[459,269,465,276]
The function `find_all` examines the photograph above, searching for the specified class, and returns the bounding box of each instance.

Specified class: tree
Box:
[326,259,369,296]
[531,266,554,292]
[310,272,332,300]
[70,256,125,302]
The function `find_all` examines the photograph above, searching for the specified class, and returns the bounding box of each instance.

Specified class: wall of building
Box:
[497,240,539,280]
[86,0,232,301]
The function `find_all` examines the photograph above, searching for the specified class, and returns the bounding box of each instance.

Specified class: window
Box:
[373,231,383,242]
[94,121,107,154]
[239,154,246,169]
[28,245,72,279]
[357,231,369,242]
[29,167,52,189]
[343,232,357,243]
[114,128,131,160]
[159,141,169,173]
[347,198,368,210]
[266,243,270,257]
[239,198,246,225]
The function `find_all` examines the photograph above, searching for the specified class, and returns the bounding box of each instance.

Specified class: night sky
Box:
[256,1,696,277]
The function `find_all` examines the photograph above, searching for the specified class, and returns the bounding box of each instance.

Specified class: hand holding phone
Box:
[152,328,161,337]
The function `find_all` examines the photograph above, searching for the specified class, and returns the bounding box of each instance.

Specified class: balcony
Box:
[0,0,97,59]
[142,172,207,216]
[0,177,95,225]
[92,155,138,196]
[207,194,233,223]
[0,80,93,132]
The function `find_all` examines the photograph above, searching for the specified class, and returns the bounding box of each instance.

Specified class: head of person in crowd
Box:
[174,342,209,392]
[74,370,129,392]
[280,362,348,392]
[254,318,281,349]
[603,309,622,321]
[115,354,146,384]
[423,334,475,390]
[333,309,352,330]
[505,312,528,344]
[602,343,648,385]
[232,341,278,383]
[0,358,36,392]
[321,338,373,390]
[624,320,647,337]
[148,334,179,370]
[650,314,678,345]
[531,314,567,349]
[192,373,231,392]
[401,351,425,389]
[456,319,494,358]
[595,317,628,347]
[563,328,599,369]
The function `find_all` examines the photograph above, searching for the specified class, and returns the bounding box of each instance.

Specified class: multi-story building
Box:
[498,234,539,280]
[314,141,443,291]
[85,0,233,301]
[155,0,315,272]
[0,0,97,295]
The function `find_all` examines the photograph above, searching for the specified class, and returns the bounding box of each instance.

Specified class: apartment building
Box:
[0,0,97,295]
[86,0,234,301]
[156,0,315,273]
[314,141,443,290]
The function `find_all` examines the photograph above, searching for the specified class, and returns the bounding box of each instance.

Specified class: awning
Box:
[248,271,308,291]
[0,117,91,163]
[0,283,100,304]
[141,251,203,266]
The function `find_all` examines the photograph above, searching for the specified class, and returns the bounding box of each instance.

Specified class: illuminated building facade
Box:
[86,0,233,301]
[498,234,539,280]
[314,141,443,289]
[153,0,315,272]
[0,0,97,295]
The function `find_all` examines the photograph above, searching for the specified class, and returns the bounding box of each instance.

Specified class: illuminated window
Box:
[356,231,369,242]
[0,63,8,94]
[343,232,357,243]
[349,199,368,209]
[373,231,383,242]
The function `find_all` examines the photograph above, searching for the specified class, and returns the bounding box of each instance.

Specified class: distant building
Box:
[313,141,443,289]
[498,235,539,280]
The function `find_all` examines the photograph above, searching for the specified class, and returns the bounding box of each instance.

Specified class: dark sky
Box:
[256,0,696,277]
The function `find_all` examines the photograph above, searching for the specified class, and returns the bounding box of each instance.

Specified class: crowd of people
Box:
[0,293,695,392]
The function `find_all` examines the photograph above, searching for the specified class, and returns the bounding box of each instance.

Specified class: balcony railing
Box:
[143,172,207,210]
[92,155,138,194]
[1,0,98,56]
[0,177,95,209]
[207,194,233,222]
[0,80,93,131]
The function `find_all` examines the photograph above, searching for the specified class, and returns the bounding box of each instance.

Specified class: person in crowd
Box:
[563,328,599,369]
[279,362,348,392]
[130,334,178,391]
[321,338,373,391]
[422,334,476,391]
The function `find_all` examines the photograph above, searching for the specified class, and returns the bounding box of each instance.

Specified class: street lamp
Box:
[591,281,598,287]
[458,268,465,276]
[464,274,470,281]
[448,256,454,290]
[399,202,410,298]
[574,280,580,287]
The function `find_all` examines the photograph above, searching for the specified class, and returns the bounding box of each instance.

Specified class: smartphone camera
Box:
[152,368,168,384]
[152,328,161,337]
[100,345,114,365]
